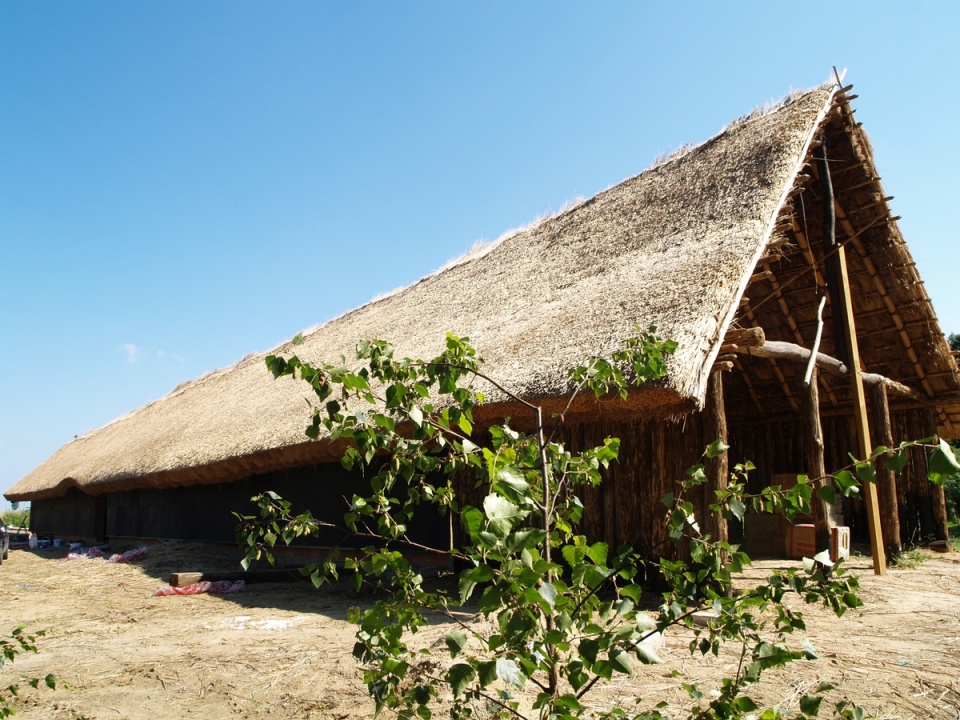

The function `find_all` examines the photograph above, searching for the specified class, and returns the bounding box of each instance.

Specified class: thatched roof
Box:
[8,82,960,502]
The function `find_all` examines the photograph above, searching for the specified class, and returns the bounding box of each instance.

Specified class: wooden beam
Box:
[722,326,765,349]
[744,340,921,399]
[747,340,847,376]
[860,374,920,399]
[817,142,886,575]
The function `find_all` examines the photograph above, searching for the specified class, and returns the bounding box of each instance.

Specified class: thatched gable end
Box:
[7,83,958,504]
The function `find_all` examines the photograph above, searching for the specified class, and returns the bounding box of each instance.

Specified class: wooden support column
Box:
[817,141,886,575]
[869,382,902,557]
[924,407,952,542]
[704,370,729,547]
[931,473,951,542]
[802,368,834,553]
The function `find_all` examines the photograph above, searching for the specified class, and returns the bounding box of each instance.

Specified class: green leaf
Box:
[461,506,484,539]
[843,592,863,609]
[445,631,468,658]
[733,697,760,712]
[706,440,729,458]
[578,639,600,665]
[833,470,860,497]
[634,641,663,665]
[538,582,557,609]
[854,460,876,485]
[496,465,529,497]
[477,531,500,548]
[561,543,579,569]
[553,693,584,713]
[586,541,608,566]
[483,493,523,537]
[459,563,494,603]
[800,694,824,715]
[408,406,424,427]
[818,484,837,506]
[495,658,525,688]
[610,650,634,675]
[728,497,746,522]
[567,660,589,691]
[385,383,404,408]
[446,663,476,697]
[929,439,960,482]
[812,549,833,567]
[886,452,909,473]
[477,661,497,688]
[634,614,657,632]
[483,493,519,520]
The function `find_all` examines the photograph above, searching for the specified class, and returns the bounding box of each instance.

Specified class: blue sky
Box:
[2,3,958,506]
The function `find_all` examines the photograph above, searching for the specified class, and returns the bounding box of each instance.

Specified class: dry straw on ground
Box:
[1,541,958,719]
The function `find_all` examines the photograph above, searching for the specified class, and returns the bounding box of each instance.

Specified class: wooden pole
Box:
[869,382,902,557]
[704,370,729,547]
[924,407,952,542]
[803,367,834,553]
[817,142,886,575]
[801,293,835,555]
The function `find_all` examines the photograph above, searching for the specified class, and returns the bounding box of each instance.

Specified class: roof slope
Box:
[13,84,943,502]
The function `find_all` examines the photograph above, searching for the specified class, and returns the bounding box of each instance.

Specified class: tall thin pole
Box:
[704,370,729,547]
[816,141,886,575]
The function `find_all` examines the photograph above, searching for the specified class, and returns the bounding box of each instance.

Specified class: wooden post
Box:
[803,368,834,553]
[869,382,902,557]
[817,142,886,575]
[704,370,729,547]
[923,407,952,542]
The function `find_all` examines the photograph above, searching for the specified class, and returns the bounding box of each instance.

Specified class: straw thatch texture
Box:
[8,84,958,503]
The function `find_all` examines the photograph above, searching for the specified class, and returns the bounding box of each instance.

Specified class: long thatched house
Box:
[7,81,958,567]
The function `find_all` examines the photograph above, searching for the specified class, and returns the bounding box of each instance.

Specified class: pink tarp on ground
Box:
[108,547,149,563]
[154,580,247,596]
[60,547,105,562]
[60,546,150,563]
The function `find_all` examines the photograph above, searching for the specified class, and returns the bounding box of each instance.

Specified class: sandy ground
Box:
[1,542,958,719]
